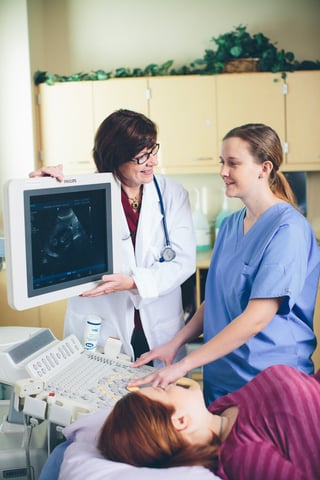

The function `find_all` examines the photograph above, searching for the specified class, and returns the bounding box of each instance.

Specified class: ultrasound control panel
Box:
[43,347,154,411]
[1,329,154,424]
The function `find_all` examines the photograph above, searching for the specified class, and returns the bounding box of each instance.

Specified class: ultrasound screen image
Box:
[24,184,112,296]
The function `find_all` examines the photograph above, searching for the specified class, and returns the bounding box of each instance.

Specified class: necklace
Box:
[128,196,140,210]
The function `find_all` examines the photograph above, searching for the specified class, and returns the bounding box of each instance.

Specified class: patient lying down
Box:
[98,365,320,480]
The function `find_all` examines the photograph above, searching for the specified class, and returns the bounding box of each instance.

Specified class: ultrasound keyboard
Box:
[44,349,154,410]
[9,333,154,419]
[10,331,199,427]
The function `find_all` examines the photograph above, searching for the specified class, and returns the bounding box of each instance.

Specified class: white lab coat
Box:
[64,174,196,367]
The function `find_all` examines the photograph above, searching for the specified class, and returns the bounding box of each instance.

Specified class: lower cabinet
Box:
[0,270,66,340]
[312,285,320,371]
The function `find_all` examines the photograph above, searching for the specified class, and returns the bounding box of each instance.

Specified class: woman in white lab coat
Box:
[31,109,196,367]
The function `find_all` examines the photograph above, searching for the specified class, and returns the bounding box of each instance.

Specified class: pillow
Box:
[58,408,220,480]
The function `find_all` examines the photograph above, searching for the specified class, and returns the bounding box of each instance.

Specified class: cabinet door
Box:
[285,71,320,169]
[216,72,285,148]
[38,82,95,174]
[92,78,148,131]
[148,76,218,174]
[39,300,67,340]
[0,270,41,327]
[312,284,320,371]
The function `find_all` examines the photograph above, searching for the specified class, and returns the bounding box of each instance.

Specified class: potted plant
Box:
[194,25,297,74]
[34,25,320,85]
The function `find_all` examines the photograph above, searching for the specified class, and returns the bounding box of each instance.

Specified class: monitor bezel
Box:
[3,173,122,310]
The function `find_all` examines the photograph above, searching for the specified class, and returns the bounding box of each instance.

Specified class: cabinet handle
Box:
[192,157,214,161]
[68,160,91,164]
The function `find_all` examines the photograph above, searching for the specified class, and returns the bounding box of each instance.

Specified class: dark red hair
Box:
[97,391,220,473]
[93,109,157,179]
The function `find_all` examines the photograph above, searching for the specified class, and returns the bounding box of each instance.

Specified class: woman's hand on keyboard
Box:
[128,359,189,390]
[133,340,177,369]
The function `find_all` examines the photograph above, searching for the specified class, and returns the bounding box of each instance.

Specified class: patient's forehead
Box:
[139,382,202,407]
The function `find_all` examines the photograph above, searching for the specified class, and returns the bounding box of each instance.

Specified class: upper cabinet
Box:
[216,72,286,148]
[148,76,218,174]
[37,82,95,175]
[92,78,148,130]
[36,71,320,175]
[216,70,320,171]
[284,71,320,170]
[37,79,149,175]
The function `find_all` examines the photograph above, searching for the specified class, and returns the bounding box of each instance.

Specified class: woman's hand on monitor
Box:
[81,273,136,297]
[29,164,64,182]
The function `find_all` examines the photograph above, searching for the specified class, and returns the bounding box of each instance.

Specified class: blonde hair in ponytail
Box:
[223,124,298,208]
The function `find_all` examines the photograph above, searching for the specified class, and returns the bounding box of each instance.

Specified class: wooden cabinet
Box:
[312,284,320,371]
[36,72,320,174]
[216,72,286,147]
[38,79,149,174]
[148,76,218,174]
[284,71,320,170]
[216,70,320,171]
[38,82,95,174]
[92,78,148,130]
[37,75,218,175]
[195,250,212,308]
[0,269,66,340]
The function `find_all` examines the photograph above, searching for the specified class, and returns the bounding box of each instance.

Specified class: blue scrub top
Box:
[203,203,320,404]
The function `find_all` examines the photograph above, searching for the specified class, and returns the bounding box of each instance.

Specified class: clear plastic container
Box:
[215,191,233,239]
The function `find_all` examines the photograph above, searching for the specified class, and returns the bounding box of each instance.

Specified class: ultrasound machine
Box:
[0,174,154,479]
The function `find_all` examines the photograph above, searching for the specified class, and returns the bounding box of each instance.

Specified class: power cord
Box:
[23,415,41,480]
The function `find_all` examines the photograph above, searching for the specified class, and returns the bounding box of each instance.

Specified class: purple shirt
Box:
[210,365,320,480]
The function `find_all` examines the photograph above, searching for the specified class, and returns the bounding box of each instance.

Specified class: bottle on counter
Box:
[192,188,211,251]
[83,315,102,351]
[215,190,233,239]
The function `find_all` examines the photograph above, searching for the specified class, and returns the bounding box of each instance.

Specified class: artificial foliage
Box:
[34,25,320,85]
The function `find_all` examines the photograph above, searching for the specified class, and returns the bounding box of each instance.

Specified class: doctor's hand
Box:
[133,340,178,368]
[81,274,136,297]
[128,360,189,390]
[29,164,64,182]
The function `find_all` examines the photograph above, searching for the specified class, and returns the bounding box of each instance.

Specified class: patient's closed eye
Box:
[175,378,200,389]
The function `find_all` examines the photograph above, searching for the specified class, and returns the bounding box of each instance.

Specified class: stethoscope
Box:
[153,176,176,262]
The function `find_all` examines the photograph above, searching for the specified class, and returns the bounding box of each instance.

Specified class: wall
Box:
[27,0,320,75]
[0,0,319,233]
[0,0,35,235]
[26,0,320,223]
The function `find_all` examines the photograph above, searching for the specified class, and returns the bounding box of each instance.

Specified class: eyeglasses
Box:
[130,143,160,165]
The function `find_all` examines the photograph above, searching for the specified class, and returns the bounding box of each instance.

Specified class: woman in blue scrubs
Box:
[132,123,320,404]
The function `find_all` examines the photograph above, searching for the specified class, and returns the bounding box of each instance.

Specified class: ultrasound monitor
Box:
[3,173,122,310]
